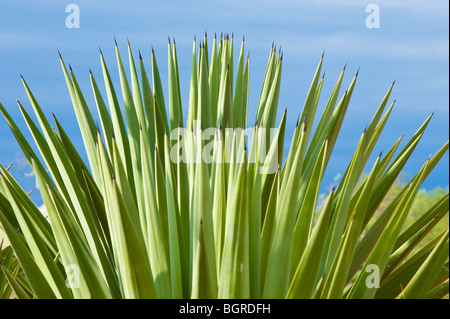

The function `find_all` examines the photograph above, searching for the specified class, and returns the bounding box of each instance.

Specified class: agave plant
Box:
[0,33,448,299]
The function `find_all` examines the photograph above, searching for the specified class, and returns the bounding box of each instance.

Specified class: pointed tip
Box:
[343,62,347,71]
[331,185,336,192]
[242,34,245,42]
[89,68,92,75]
[322,72,325,80]
[379,150,383,158]
[321,49,325,59]
[99,47,103,56]
[392,79,396,86]
[19,73,24,80]
[356,67,360,77]
[194,35,196,42]
[114,37,118,47]
[68,64,73,71]
[152,46,155,54]
[168,36,171,44]
[127,38,131,48]
[57,49,62,59]
[139,50,142,60]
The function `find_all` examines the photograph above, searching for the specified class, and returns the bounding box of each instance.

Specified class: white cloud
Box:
[39,204,48,218]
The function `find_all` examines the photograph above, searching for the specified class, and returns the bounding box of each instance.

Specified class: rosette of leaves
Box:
[0,34,448,299]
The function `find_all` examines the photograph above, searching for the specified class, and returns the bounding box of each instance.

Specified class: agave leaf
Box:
[290,138,328,277]
[259,168,279,292]
[399,230,449,299]
[151,48,169,129]
[347,159,428,299]
[218,148,249,298]
[0,178,59,298]
[384,198,448,278]
[263,119,311,298]
[190,131,217,298]
[305,65,345,165]
[394,193,449,251]
[323,155,380,299]
[320,130,366,277]
[233,39,245,128]
[197,45,212,130]
[427,279,449,299]
[99,50,134,190]
[0,172,72,299]
[168,39,183,132]
[0,265,31,299]
[374,231,445,299]
[90,70,114,154]
[163,134,183,299]
[256,47,275,124]
[98,134,156,298]
[286,187,335,299]
[58,56,101,186]
[139,129,171,298]
[188,37,198,131]
[0,246,14,299]
[297,54,323,151]
[349,140,449,280]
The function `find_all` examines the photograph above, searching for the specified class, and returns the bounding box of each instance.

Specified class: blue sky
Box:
[0,0,448,204]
